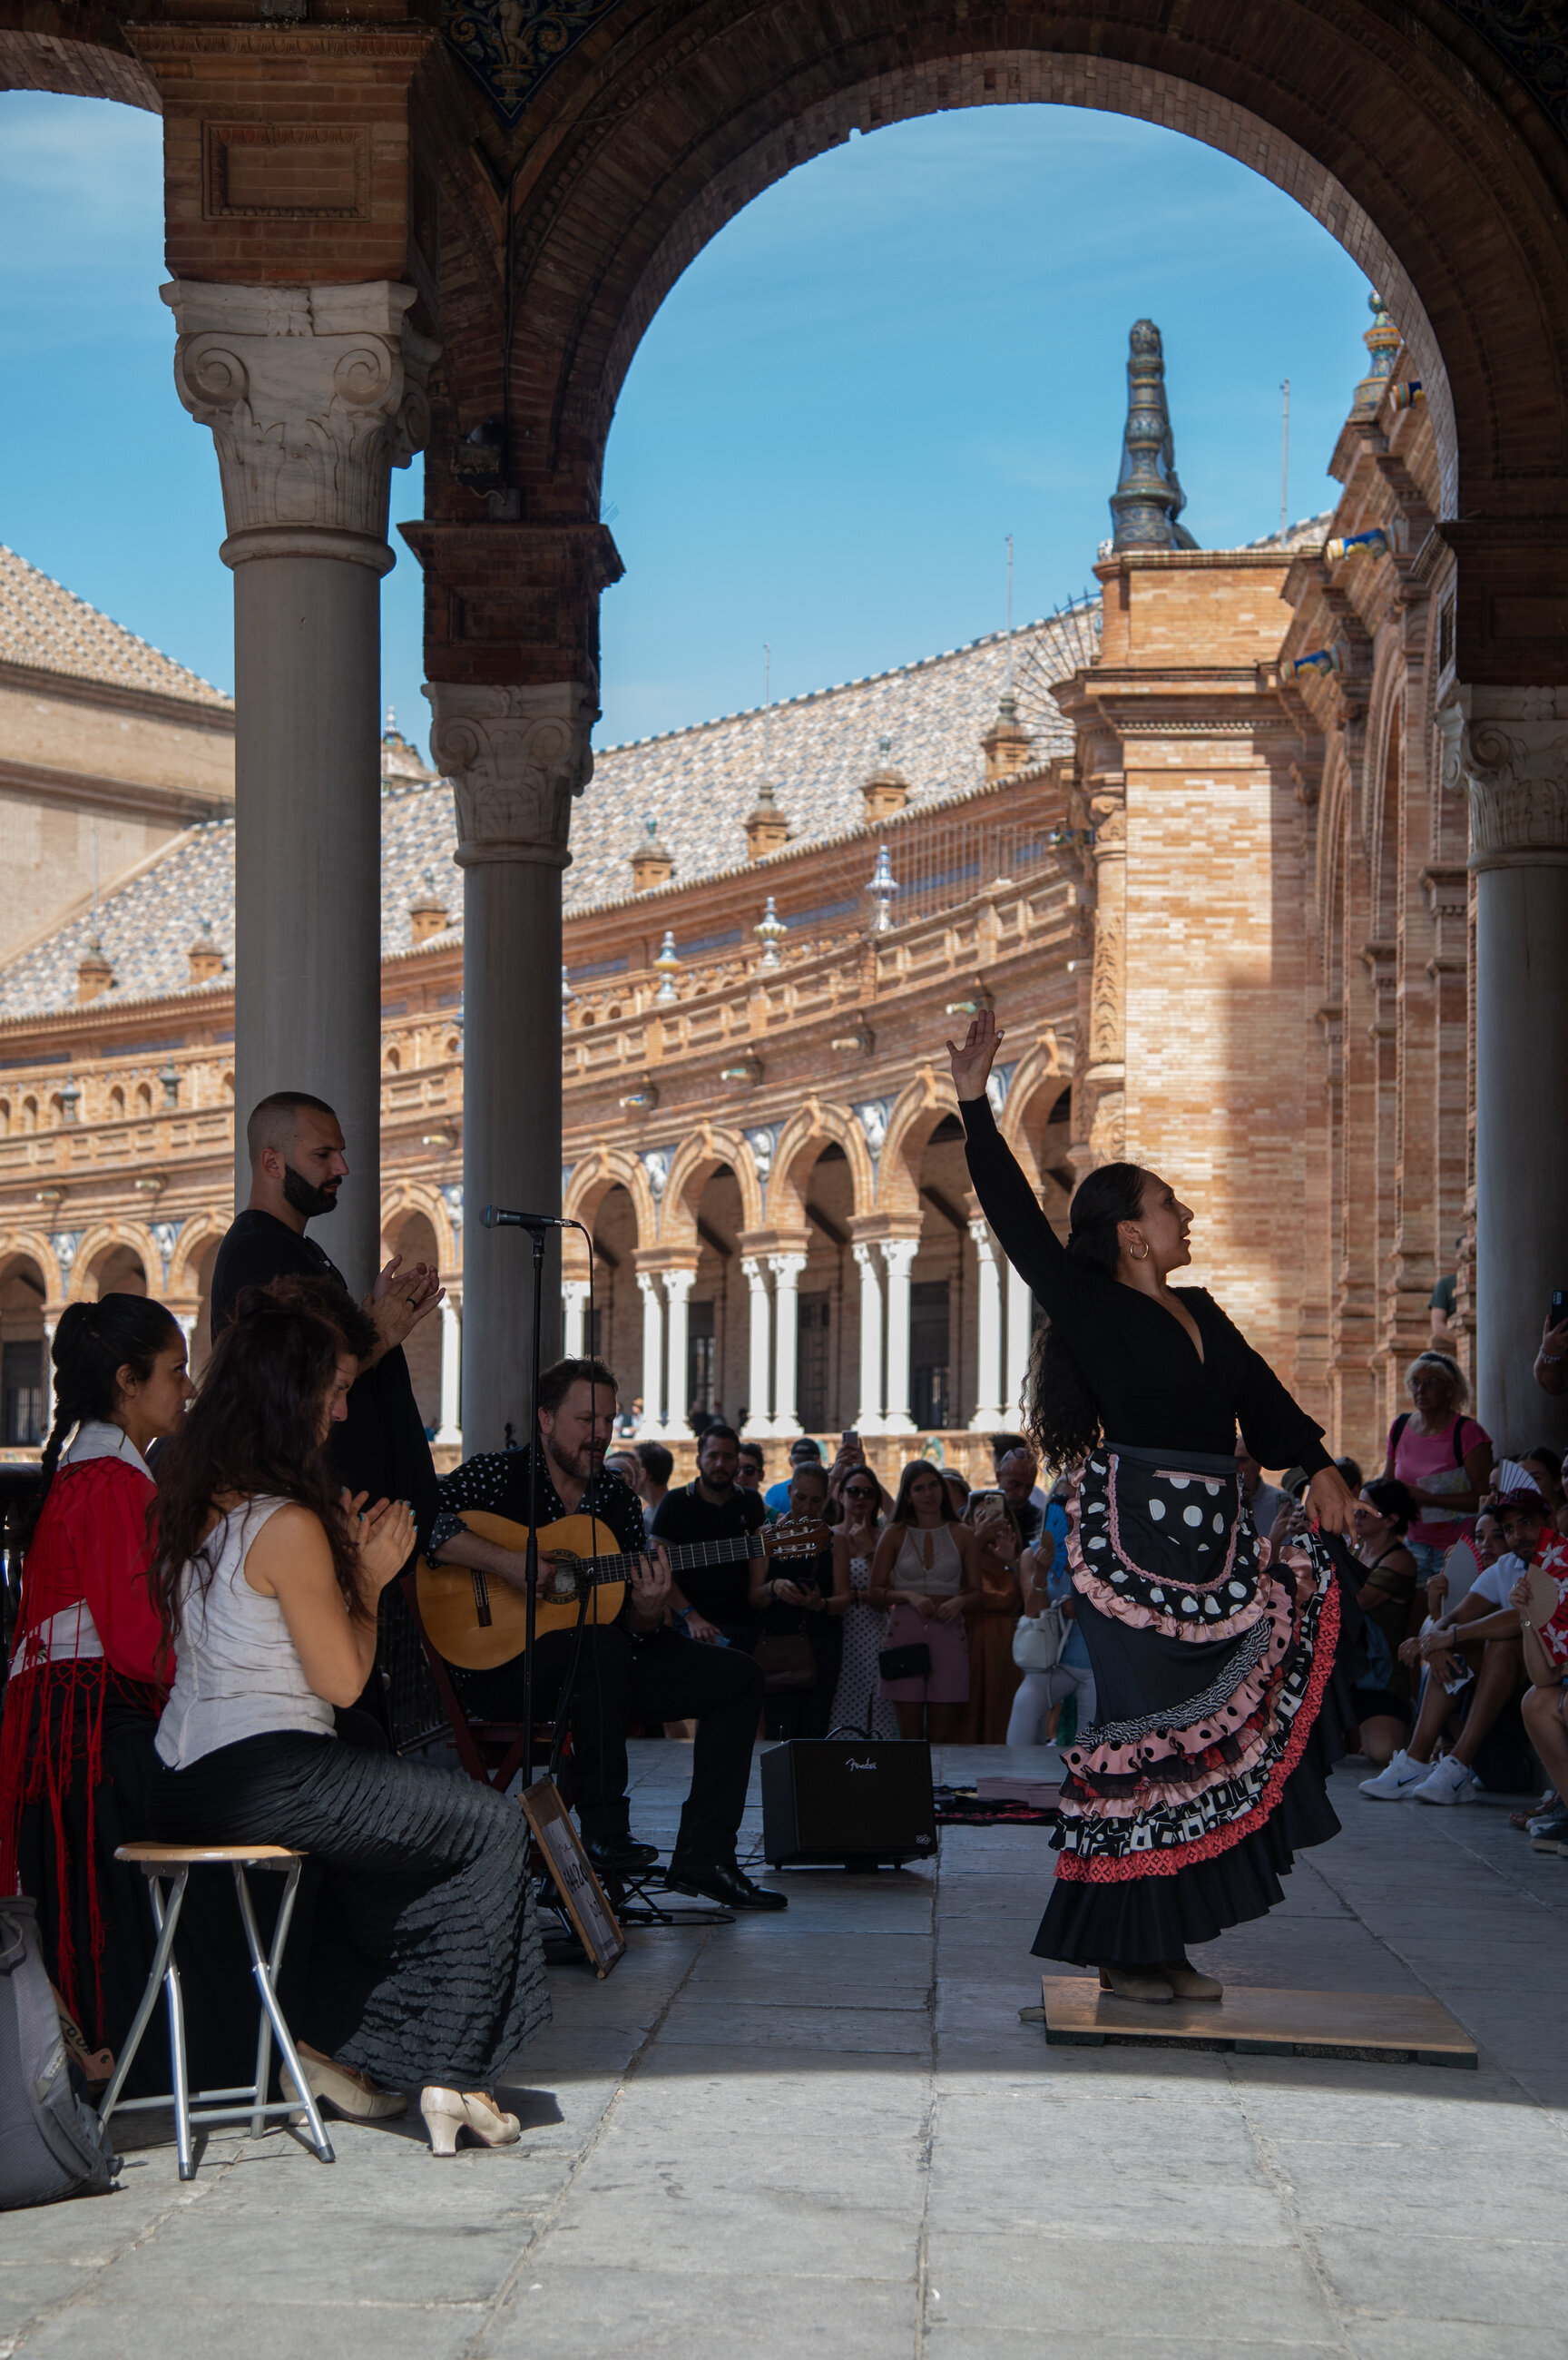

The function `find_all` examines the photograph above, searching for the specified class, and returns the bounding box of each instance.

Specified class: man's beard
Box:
[282,1163,340,1220]
[545,1434,601,1486]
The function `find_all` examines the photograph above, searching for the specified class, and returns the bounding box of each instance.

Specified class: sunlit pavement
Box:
[3,1743,1564,2359]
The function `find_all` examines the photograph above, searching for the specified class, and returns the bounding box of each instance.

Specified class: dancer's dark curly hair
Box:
[1023,1161,1149,1471]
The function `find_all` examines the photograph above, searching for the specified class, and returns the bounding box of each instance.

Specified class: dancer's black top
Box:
[959,1095,1331,1475]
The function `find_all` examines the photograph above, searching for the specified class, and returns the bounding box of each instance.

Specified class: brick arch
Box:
[0,7,159,110]
[463,0,1568,535]
[877,1068,954,1220]
[998,1045,1076,1188]
[0,1233,64,1308]
[1359,633,1408,904]
[564,1149,659,1252]
[381,1181,460,1273]
[166,1214,230,1302]
[661,1125,765,1251]
[67,1221,160,1305]
[766,1100,877,1232]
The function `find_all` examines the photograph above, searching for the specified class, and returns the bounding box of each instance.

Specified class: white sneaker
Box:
[1358,1750,1427,1799]
[1409,1755,1480,1806]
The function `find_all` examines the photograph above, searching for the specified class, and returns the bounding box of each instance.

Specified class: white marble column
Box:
[851,1243,886,1435]
[663,1267,696,1438]
[880,1237,919,1436]
[1444,688,1568,1446]
[428,681,596,1453]
[164,280,436,1293]
[636,1272,665,1438]
[436,1294,462,1447]
[1005,1260,1034,1428]
[562,1278,590,1360]
[968,1222,1006,1430]
[769,1254,807,1438]
[41,1315,57,1441]
[740,1256,774,1439]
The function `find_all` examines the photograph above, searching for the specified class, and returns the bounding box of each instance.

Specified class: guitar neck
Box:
[583,1531,766,1584]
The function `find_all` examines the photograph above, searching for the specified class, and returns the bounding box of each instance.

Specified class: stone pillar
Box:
[769,1253,807,1438]
[41,1314,57,1441]
[968,1222,1006,1431]
[880,1237,919,1436]
[562,1279,590,1361]
[740,1257,773,1440]
[663,1266,696,1439]
[427,681,596,1455]
[164,281,436,1293]
[436,1294,462,1448]
[1005,1262,1034,1429]
[1443,689,1568,1447]
[636,1271,665,1438]
[851,1242,886,1436]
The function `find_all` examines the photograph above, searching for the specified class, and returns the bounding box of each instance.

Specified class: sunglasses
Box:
[844,1485,878,1500]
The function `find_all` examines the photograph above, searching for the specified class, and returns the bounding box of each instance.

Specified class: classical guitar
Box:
[414,1509,829,1672]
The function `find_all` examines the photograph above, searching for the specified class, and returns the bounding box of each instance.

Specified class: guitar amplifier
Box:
[760,1740,937,1869]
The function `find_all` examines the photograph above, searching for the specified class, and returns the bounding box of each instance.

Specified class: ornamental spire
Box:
[1109,320,1198,552]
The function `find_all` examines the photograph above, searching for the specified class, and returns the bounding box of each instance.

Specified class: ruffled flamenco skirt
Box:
[1034,1442,1360,1969]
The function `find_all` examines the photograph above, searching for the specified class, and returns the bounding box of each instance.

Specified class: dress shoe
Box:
[1097,1964,1174,2003]
[583,1829,660,1875]
[666,1859,788,1911]
[419,2088,521,2156]
[1160,1959,1223,2001]
[283,2048,407,2119]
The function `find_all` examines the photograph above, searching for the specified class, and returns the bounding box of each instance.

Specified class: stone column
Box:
[663,1266,696,1439]
[636,1271,665,1439]
[851,1242,886,1435]
[740,1257,774,1440]
[968,1222,1006,1431]
[163,281,436,1293]
[769,1254,807,1439]
[427,681,596,1455]
[1005,1262,1034,1429]
[562,1279,590,1361]
[880,1237,919,1436]
[1443,689,1568,1446]
[436,1294,462,1447]
[40,1315,57,1441]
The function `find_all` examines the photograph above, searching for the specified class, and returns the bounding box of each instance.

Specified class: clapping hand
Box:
[945,1008,1005,1103]
[351,1495,416,1591]
[366,1253,444,1354]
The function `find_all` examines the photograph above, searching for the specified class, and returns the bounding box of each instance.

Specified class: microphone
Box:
[480,1205,571,1230]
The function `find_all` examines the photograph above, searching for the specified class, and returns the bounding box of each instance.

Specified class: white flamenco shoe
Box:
[419,2087,522,2156]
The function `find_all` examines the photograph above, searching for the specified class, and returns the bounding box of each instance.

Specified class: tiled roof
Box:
[0,606,1094,1021]
[0,546,232,711]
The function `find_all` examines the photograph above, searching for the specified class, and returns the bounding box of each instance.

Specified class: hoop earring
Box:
[1129,1239,1150,1264]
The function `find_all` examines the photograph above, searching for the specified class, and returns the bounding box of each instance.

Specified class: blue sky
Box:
[0,93,1372,757]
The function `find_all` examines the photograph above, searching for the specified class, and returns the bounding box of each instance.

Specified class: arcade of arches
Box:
[2,0,1567,1474]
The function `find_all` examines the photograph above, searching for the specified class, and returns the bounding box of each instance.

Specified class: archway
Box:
[0,1254,46,1448]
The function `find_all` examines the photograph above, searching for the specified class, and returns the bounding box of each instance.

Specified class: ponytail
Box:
[20,1293,181,1549]
[1024,1161,1148,1473]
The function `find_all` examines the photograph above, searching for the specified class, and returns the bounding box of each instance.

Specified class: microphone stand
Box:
[522,1222,545,1789]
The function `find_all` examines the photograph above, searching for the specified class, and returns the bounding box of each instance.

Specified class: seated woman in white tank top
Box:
[143,1281,548,2155]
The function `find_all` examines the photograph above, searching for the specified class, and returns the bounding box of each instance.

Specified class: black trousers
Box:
[142,1731,549,2091]
[458,1624,764,1870]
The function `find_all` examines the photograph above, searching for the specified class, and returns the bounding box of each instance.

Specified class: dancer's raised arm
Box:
[946,1011,1074,1313]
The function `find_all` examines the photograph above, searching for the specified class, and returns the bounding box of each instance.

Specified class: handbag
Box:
[754,1632,818,1692]
[1013,1604,1067,1674]
[877,1641,932,1682]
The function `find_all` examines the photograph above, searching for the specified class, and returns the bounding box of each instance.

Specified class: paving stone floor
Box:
[3,1744,1565,2358]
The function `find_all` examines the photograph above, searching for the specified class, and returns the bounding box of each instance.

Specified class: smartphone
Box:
[840,1430,860,1450]
[1550,1291,1568,1332]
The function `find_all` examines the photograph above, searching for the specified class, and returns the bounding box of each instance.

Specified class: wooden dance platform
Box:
[1038,1976,1478,2068]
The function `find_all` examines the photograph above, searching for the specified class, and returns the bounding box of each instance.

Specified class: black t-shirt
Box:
[651,1480,768,1627]
[211,1207,438,1548]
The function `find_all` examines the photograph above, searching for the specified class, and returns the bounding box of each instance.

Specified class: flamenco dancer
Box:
[948,1011,1359,2003]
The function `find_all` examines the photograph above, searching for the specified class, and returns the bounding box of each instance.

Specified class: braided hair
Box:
[21,1293,181,1548]
[1023,1160,1149,1473]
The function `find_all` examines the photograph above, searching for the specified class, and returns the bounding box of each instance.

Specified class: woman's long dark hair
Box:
[1361,1477,1416,1537]
[889,1458,959,1526]
[145,1283,368,1656]
[22,1293,181,1549]
[1024,1160,1149,1472]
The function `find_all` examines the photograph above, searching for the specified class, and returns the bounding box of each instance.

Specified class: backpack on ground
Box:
[0,1899,115,2208]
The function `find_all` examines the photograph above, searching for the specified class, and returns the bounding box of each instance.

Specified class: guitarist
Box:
[428,1358,788,1913]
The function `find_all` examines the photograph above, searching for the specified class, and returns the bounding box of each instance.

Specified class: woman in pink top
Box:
[1383,1352,1492,1583]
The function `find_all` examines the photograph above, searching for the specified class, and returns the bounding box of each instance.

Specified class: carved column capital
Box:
[162,280,438,571]
[426,681,596,870]
[1439,686,1568,873]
